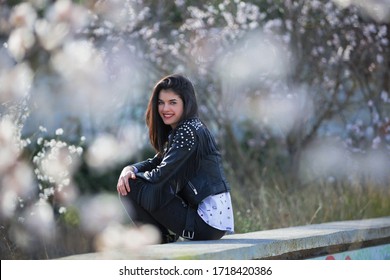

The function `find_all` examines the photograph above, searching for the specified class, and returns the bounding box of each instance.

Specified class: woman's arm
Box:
[117,154,162,195]
[132,153,162,172]
[136,123,198,185]
[117,123,198,194]
[117,165,136,195]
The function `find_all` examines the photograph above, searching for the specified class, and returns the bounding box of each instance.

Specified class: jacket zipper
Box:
[188,180,198,195]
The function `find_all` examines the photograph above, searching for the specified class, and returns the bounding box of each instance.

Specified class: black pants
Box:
[120,178,225,242]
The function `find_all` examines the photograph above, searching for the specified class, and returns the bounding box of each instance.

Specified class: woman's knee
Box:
[123,178,158,212]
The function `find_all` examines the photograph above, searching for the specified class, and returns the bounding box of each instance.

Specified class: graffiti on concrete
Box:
[311,244,390,260]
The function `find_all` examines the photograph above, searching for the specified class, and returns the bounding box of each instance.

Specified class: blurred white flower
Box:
[94,0,150,28]
[333,0,390,23]
[0,189,18,219]
[9,2,37,29]
[300,137,390,183]
[37,137,43,145]
[342,45,353,61]
[86,124,144,171]
[299,139,349,180]
[237,1,260,24]
[333,0,353,8]
[85,134,119,170]
[35,19,70,50]
[7,27,36,61]
[249,92,312,135]
[55,128,64,136]
[51,40,104,81]
[79,194,128,235]
[47,0,90,31]
[0,62,33,103]
[24,199,55,239]
[355,149,390,180]
[30,0,49,10]
[217,31,290,88]
[1,161,35,200]
[94,223,161,252]
[50,40,116,122]
[58,206,66,214]
[381,91,389,102]
[34,139,80,187]
[54,182,79,206]
[174,0,185,7]
[372,136,381,149]
[0,118,22,173]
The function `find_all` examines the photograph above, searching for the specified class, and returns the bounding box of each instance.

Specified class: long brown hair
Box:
[146,74,199,154]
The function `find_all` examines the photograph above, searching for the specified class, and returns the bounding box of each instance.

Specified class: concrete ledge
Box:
[60,216,390,260]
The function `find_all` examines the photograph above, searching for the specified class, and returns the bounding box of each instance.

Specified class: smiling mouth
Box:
[163,114,174,119]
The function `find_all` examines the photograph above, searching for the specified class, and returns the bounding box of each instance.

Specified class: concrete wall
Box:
[60,216,390,260]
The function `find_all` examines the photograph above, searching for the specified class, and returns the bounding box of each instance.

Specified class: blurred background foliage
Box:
[1,0,390,259]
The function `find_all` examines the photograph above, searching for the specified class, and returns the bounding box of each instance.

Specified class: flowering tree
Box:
[167,0,390,186]
[0,0,158,259]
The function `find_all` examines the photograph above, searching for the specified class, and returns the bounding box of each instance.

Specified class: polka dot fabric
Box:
[198,192,234,233]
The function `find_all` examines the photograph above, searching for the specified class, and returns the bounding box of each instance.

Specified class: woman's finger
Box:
[117,181,126,196]
[123,177,131,193]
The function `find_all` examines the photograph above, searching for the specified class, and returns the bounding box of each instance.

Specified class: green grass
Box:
[232,178,390,233]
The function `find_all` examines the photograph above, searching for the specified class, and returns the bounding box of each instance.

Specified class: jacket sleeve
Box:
[135,123,197,185]
[132,153,162,172]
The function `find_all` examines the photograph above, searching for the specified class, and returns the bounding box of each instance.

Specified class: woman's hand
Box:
[117,166,136,196]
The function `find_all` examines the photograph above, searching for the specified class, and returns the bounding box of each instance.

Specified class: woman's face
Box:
[158,89,184,128]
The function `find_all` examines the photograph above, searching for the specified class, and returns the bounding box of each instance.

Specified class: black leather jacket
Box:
[133,118,230,207]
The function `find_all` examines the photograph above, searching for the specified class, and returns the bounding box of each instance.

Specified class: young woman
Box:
[117,74,234,242]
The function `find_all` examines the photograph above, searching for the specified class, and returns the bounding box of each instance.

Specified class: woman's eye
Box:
[170,101,177,105]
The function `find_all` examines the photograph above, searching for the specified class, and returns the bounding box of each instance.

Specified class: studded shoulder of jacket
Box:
[170,118,203,151]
